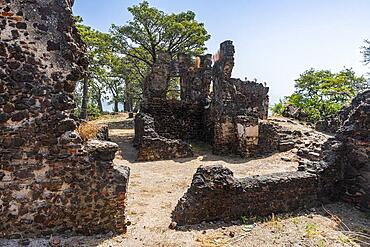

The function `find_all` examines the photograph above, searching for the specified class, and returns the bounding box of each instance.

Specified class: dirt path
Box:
[110,128,300,246]
[105,121,368,247]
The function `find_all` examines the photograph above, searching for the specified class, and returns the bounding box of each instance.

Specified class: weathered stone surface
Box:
[85,140,119,161]
[134,113,193,161]
[294,90,370,210]
[143,52,172,100]
[0,0,129,238]
[282,104,308,121]
[335,90,370,210]
[316,90,369,134]
[172,91,369,225]
[172,165,319,225]
[95,124,110,141]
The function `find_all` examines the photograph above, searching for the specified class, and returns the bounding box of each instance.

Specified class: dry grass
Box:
[196,232,230,247]
[77,122,100,141]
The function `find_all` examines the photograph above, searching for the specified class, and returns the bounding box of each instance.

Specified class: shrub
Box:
[77,122,100,141]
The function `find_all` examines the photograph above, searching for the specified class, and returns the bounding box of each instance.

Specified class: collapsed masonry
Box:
[134,41,275,161]
[171,90,369,225]
[0,0,129,238]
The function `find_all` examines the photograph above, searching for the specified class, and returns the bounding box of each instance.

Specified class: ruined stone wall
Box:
[172,165,319,225]
[142,99,205,140]
[211,41,269,120]
[209,41,269,157]
[180,54,213,105]
[212,115,260,156]
[335,90,370,211]
[213,79,269,119]
[134,113,193,161]
[135,40,271,160]
[0,0,129,237]
[172,91,369,225]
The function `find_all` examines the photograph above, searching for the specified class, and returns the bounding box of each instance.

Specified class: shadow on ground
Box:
[110,132,279,165]
[173,202,370,239]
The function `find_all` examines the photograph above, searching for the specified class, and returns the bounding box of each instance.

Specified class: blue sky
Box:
[74,0,370,106]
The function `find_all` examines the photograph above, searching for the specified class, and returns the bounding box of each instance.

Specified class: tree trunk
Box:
[128,97,133,112]
[80,75,89,120]
[97,92,103,113]
[114,100,119,112]
[124,101,128,112]
[124,99,132,112]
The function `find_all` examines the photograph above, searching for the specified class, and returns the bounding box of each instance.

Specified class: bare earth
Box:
[1,115,369,247]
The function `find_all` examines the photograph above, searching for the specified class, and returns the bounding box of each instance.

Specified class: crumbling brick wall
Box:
[0,0,129,237]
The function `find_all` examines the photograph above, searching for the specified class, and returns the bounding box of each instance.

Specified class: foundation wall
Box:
[172,165,319,225]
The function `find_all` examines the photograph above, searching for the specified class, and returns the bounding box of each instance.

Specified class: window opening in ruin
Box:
[166,77,181,100]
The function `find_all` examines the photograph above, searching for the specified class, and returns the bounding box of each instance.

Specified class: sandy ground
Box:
[1,115,369,247]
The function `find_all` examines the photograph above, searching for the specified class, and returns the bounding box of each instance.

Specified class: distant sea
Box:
[102,101,125,112]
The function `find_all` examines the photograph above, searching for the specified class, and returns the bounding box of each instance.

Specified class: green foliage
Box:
[270,98,287,115]
[72,101,101,120]
[272,68,368,122]
[166,77,181,100]
[362,39,370,65]
[111,1,210,66]
[361,40,370,83]
[108,1,210,110]
[74,2,210,115]
[87,103,102,119]
[304,223,320,238]
[75,16,114,116]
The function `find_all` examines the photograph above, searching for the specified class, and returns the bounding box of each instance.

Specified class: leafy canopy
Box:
[272,68,368,122]
[110,1,210,66]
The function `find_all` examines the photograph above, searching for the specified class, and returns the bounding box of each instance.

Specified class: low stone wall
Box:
[134,113,193,161]
[172,91,370,225]
[1,140,130,237]
[212,118,302,157]
[172,165,319,225]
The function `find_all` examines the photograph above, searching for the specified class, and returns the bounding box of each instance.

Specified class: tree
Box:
[110,1,210,92]
[361,40,370,87]
[75,17,113,118]
[111,1,210,65]
[270,98,287,116]
[272,68,368,122]
[109,55,143,112]
[362,39,370,65]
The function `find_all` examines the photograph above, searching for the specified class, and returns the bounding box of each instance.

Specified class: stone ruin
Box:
[134,40,274,161]
[171,90,369,225]
[0,0,368,240]
[0,0,129,237]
